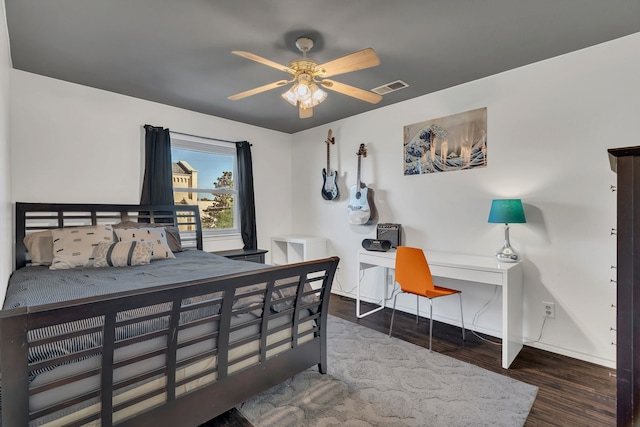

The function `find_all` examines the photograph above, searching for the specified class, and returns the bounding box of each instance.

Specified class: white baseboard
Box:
[523,341,616,369]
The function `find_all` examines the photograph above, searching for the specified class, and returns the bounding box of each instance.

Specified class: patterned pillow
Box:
[93,241,153,267]
[23,230,54,266]
[113,227,175,260]
[112,221,183,252]
[50,225,115,270]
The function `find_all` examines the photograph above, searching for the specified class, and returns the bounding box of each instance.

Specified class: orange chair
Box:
[389,246,465,351]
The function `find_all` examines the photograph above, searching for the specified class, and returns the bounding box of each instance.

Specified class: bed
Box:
[0,202,339,426]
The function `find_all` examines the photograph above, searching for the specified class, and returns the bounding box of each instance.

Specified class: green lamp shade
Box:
[488,199,526,224]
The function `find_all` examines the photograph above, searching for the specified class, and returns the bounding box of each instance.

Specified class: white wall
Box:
[0,1,12,304]
[291,32,640,368]
[10,70,294,258]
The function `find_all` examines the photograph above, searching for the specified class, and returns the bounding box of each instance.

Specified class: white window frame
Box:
[170,133,240,239]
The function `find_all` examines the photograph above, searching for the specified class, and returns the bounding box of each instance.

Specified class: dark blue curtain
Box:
[141,125,174,206]
[140,125,174,224]
[236,141,257,250]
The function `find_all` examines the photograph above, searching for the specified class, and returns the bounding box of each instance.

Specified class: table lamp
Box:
[488,199,526,262]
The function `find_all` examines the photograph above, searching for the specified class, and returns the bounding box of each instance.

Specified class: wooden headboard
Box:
[15,202,203,269]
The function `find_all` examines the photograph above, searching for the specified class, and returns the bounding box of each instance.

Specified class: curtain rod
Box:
[169,130,240,145]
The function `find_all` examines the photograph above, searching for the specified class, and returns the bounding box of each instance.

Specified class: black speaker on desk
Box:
[377,223,401,248]
[362,239,392,252]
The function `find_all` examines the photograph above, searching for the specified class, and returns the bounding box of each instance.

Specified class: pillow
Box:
[23,230,54,266]
[114,227,175,260]
[93,241,153,267]
[112,221,183,252]
[50,225,115,270]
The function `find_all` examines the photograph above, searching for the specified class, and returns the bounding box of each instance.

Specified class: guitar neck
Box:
[326,142,331,172]
[355,144,366,190]
[325,129,334,173]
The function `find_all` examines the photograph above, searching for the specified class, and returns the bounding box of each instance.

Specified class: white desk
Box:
[357,249,524,369]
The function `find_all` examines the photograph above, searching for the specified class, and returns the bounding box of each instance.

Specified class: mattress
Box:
[29,314,316,427]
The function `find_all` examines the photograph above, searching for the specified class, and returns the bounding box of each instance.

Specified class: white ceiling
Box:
[5,0,640,134]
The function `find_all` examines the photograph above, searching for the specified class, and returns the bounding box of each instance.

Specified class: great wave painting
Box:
[403,108,487,175]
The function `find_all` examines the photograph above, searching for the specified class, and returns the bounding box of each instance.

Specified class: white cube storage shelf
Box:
[270,235,327,265]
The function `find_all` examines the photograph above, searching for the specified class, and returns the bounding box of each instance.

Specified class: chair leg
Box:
[459,293,466,342]
[428,299,433,352]
[389,292,400,337]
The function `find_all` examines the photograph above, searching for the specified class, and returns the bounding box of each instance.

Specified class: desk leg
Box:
[502,265,524,369]
[356,264,388,319]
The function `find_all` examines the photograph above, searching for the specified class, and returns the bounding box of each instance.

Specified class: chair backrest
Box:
[394,246,435,294]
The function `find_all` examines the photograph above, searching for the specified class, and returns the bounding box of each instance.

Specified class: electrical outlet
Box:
[543,301,555,318]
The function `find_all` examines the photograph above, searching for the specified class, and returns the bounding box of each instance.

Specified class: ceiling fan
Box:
[228,37,382,119]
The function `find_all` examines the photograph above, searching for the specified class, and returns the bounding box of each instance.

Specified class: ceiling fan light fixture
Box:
[282,86,298,106]
[311,83,327,103]
[300,97,314,109]
[295,83,309,96]
[282,80,327,109]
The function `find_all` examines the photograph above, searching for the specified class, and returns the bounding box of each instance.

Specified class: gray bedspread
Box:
[3,250,267,310]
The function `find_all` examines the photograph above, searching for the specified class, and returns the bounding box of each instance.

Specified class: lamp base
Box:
[495,245,519,262]
[495,224,519,263]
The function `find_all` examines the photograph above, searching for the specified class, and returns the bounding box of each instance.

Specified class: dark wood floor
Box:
[203,294,616,427]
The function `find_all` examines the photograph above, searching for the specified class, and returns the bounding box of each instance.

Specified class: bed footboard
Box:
[0,256,339,427]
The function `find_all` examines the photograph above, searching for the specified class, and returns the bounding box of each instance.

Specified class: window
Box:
[170,134,238,235]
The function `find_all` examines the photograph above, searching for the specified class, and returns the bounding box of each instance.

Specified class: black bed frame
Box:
[1,203,339,426]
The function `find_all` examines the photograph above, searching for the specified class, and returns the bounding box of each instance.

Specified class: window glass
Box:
[170,137,238,234]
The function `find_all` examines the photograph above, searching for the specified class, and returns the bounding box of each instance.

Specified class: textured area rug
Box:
[239,315,537,427]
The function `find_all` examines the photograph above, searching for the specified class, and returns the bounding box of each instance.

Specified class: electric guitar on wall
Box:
[347,144,373,225]
[321,129,339,200]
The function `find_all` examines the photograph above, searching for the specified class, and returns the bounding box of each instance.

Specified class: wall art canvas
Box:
[403,107,487,175]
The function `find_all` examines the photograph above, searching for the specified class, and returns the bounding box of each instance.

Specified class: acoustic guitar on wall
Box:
[321,129,339,201]
[347,144,373,225]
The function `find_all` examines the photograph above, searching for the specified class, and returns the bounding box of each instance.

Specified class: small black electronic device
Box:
[377,223,401,248]
[362,239,392,252]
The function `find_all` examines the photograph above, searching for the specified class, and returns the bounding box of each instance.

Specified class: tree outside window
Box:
[201,171,234,229]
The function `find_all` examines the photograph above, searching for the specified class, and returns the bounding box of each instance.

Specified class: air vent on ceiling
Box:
[371,80,409,95]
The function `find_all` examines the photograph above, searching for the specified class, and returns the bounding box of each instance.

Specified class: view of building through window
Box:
[171,144,238,232]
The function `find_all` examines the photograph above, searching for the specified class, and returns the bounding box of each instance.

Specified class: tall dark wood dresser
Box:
[608,146,640,427]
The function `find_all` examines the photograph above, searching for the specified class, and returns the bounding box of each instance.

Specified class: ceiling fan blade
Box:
[320,80,383,104]
[232,51,295,74]
[317,48,380,78]
[228,80,289,100]
[299,105,313,119]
